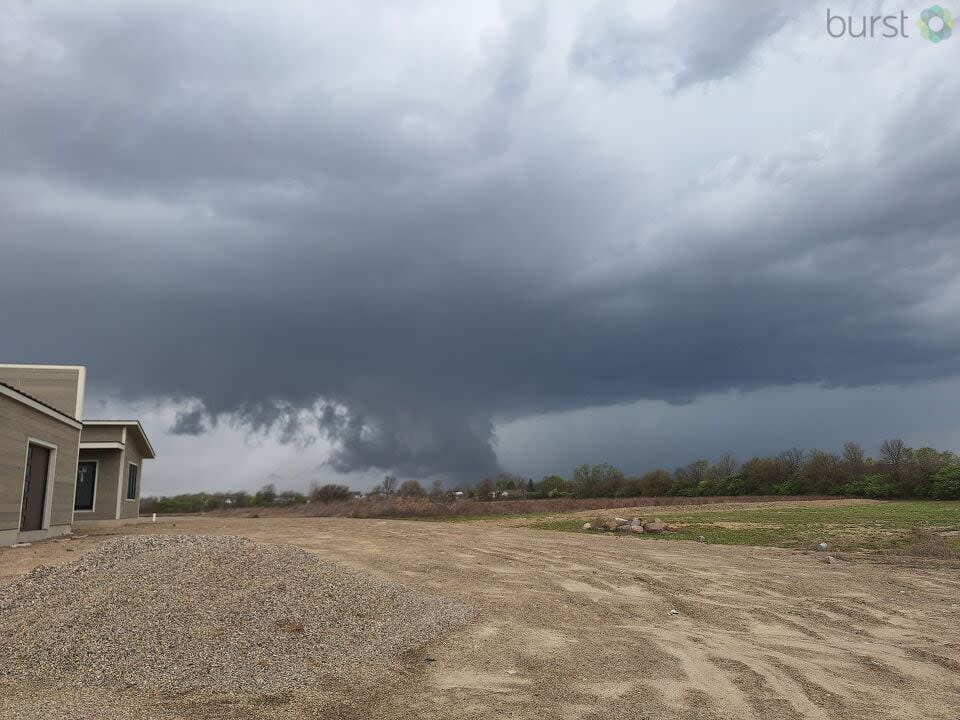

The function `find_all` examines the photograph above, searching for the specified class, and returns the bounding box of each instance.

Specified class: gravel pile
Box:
[0,535,471,694]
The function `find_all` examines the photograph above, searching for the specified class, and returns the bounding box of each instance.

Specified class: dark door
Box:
[21,444,51,532]
[75,461,97,511]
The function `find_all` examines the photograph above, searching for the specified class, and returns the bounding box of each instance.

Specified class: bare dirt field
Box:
[2,503,960,719]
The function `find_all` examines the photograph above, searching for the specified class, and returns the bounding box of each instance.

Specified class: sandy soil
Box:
[2,511,959,719]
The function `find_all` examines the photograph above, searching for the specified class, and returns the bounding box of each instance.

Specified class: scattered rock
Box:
[629,525,645,534]
[630,518,643,526]
[642,521,668,533]
[816,542,829,551]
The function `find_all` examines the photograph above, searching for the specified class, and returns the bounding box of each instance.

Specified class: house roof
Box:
[82,420,157,459]
[0,381,84,430]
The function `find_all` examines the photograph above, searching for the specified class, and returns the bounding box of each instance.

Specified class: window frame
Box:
[74,460,99,512]
[126,462,139,501]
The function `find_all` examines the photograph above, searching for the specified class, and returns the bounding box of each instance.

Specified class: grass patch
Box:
[530,501,960,554]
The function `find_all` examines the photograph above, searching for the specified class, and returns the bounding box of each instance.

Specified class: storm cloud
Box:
[2,1,958,485]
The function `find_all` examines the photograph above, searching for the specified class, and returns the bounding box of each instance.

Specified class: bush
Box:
[774,478,804,496]
[917,466,960,500]
[397,479,427,497]
[635,469,673,496]
[842,474,897,499]
[309,483,352,503]
[539,475,569,496]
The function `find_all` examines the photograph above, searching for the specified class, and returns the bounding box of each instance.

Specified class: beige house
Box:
[0,364,155,546]
[75,421,156,521]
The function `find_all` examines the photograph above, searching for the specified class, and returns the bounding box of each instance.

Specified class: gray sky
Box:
[2,1,958,494]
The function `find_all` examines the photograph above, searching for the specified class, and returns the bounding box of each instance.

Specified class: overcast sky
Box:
[3,1,958,495]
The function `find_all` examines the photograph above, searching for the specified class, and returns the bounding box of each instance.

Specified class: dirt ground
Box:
[3,508,960,719]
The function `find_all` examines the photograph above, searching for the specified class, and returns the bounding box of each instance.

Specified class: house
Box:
[75,421,156,521]
[0,364,155,546]
[0,379,83,546]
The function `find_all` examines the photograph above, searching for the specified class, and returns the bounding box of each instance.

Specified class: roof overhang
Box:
[0,382,83,430]
[83,420,157,458]
[80,441,125,451]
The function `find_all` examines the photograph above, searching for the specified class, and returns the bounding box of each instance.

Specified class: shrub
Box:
[397,479,427,497]
[635,469,673,496]
[539,475,569,495]
[309,483,352,503]
[918,466,960,500]
[842,473,897,499]
[773,478,804,495]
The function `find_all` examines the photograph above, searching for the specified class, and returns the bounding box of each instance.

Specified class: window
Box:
[75,461,97,511]
[127,463,138,500]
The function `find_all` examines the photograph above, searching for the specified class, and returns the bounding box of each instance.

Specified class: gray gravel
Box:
[0,535,472,696]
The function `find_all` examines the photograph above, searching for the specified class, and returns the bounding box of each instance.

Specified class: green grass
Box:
[530,501,960,555]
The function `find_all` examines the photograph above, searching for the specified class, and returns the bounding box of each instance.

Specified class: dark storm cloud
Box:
[1,2,959,479]
[170,408,207,436]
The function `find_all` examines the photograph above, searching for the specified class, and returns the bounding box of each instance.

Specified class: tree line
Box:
[141,439,960,513]
[470,440,960,501]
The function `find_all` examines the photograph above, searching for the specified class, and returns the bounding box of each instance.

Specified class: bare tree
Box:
[879,438,908,483]
[842,442,866,478]
[381,475,397,496]
[880,438,907,466]
[777,448,806,478]
[711,453,739,479]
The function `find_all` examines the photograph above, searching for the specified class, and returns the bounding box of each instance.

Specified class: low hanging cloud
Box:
[2,1,959,481]
[570,1,793,90]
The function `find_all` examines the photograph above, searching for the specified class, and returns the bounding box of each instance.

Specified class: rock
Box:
[603,520,621,531]
[668,609,680,616]
[630,518,643,526]
[582,523,592,530]
[696,535,707,543]
[613,517,628,524]
[823,555,838,564]
[615,524,633,532]
[642,521,668,533]
[629,525,645,534]
[11,542,32,548]
[816,542,829,551]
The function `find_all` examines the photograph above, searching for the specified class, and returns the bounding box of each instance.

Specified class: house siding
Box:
[75,448,123,521]
[0,366,83,418]
[0,393,80,542]
[82,425,125,443]
[119,439,145,519]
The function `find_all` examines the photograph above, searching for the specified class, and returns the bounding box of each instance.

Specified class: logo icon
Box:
[917,5,954,42]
